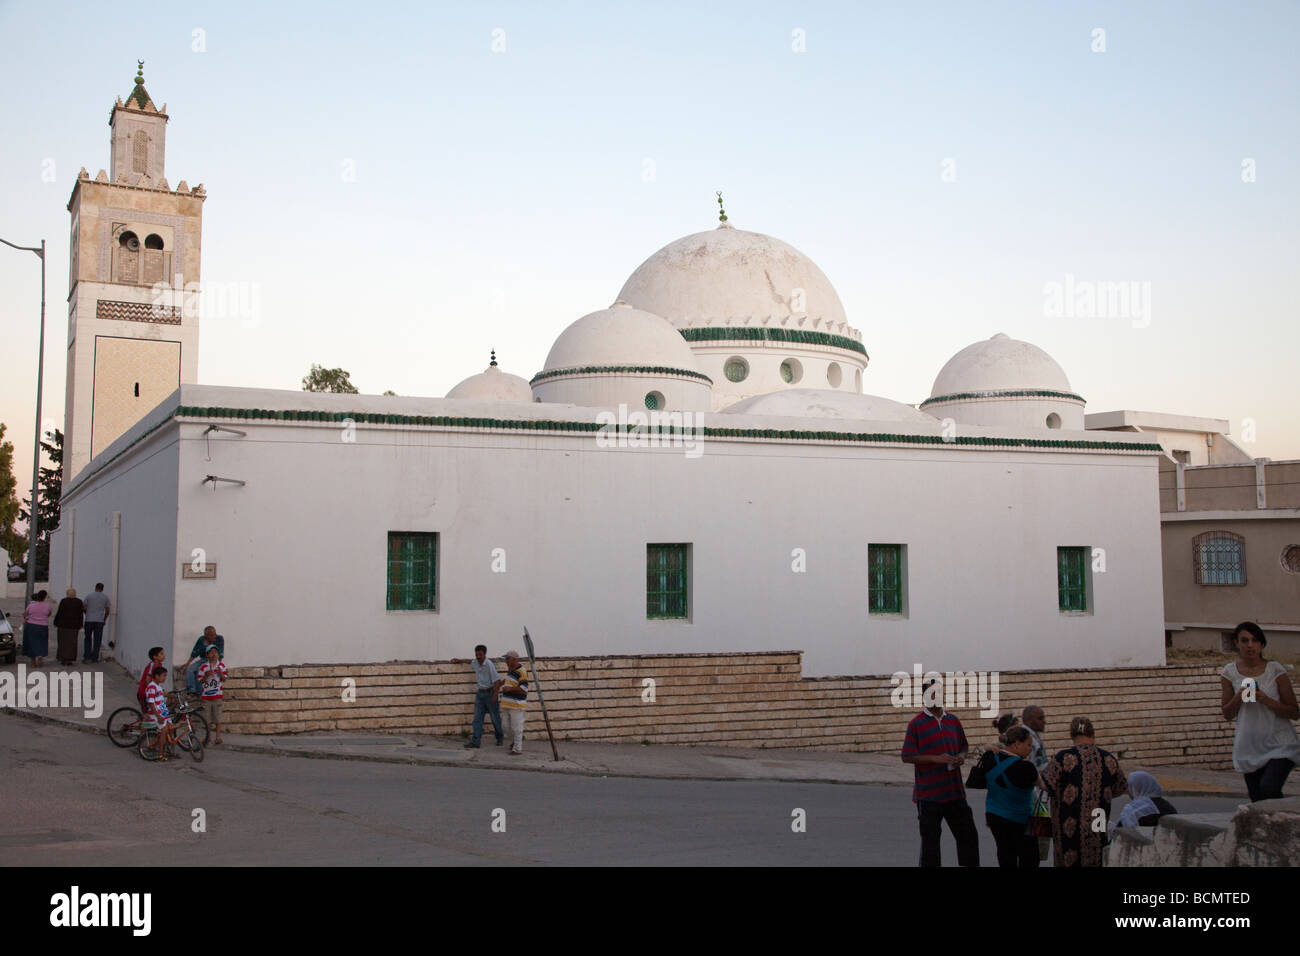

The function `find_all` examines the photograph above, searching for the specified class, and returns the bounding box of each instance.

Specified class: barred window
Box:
[133,129,148,174]
[647,543,689,619]
[868,544,903,614]
[1058,546,1088,611]
[1193,531,1245,586]
[388,532,437,610]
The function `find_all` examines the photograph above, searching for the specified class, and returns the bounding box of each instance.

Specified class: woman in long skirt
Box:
[21,589,53,667]
[1040,716,1128,867]
[53,588,84,666]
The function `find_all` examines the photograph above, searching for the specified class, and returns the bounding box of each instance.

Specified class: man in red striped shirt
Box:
[901,678,980,867]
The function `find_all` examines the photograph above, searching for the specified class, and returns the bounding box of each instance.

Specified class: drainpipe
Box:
[109,511,121,660]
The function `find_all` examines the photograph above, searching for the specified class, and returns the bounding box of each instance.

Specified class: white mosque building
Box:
[49,72,1169,680]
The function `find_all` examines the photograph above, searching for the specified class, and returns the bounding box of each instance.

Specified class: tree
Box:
[302,364,359,394]
[19,428,62,581]
[0,423,27,567]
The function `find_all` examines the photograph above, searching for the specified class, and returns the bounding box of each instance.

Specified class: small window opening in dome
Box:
[724,357,749,383]
[826,362,843,388]
[854,368,862,392]
[1046,413,1061,429]
[645,391,663,410]
[780,358,803,385]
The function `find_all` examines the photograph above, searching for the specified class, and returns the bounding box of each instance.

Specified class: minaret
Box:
[64,62,205,480]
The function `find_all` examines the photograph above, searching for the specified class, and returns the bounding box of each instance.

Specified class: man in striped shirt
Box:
[900,679,980,867]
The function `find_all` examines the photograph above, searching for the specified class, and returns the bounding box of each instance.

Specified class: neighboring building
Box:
[1159,456,1300,656]
[63,63,205,482]
[49,69,1170,684]
[1086,410,1254,466]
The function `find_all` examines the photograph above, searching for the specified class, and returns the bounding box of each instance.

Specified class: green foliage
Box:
[0,423,27,567]
[18,428,61,580]
[301,364,359,394]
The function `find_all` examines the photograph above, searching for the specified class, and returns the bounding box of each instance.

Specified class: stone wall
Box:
[221,652,1239,768]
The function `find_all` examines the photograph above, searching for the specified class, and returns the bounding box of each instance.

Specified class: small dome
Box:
[929,333,1075,399]
[447,353,533,402]
[617,225,850,332]
[542,301,701,374]
[721,389,936,424]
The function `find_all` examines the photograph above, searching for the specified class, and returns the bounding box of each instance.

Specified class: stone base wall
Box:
[221,652,1239,768]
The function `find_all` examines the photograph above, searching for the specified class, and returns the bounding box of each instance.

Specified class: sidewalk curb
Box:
[0,705,1251,796]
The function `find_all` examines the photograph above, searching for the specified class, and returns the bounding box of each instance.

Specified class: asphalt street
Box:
[0,713,1254,866]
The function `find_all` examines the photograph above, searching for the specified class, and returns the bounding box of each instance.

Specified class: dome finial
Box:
[135,60,145,84]
[716,191,728,223]
[489,349,498,367]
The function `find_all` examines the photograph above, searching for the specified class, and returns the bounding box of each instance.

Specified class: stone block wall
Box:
[220,652,1240,768]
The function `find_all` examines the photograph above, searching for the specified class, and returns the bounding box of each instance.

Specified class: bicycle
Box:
[110,692,209,749]
[137,700,205,762]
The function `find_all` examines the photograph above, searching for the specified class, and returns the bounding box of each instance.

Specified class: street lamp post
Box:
[1,236,47,607]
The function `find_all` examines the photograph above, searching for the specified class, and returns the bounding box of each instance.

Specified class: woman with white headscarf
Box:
[1113,771,1177,830]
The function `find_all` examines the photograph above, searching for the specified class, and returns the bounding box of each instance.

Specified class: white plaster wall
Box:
[146,388,1166,677]
[51,427,179,673]
[690,343,868,411]
[531,374,710,413]
[921,398,1085,432]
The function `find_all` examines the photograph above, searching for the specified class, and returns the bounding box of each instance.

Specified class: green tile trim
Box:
[68,401,1163,497]
[529,365,714,386]
[920,388,1086,407]
[171,405,1164,452]
[678,326,869,358]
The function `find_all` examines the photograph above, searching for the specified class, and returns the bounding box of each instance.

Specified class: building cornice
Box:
[678,326,869,358]
[529,365,714,386]
[1161,509,1300,522]
[921,388,1086,408]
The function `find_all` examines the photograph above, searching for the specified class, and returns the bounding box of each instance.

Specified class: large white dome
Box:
[541,301,702,374]
[446,355,533,403]
[617,223,852,335]
[722,389,936,425]
[928,333,1076,400]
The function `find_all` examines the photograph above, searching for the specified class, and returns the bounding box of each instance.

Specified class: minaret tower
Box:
[64,62,205,480]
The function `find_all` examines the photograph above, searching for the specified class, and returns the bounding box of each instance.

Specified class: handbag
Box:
[1028,790,1053,838]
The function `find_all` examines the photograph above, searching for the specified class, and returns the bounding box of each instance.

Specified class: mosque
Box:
[50,70,1172,680]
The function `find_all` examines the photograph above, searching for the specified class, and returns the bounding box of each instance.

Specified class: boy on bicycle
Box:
[144,665,177,759]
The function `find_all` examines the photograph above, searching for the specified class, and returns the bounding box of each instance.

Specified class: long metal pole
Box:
[0,237,44,607]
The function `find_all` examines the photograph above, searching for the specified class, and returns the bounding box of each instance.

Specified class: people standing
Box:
[451,645,505,748]
[497,650,530,756]
[973,725,1041,868]
[1040,716,1128,867]
[21,589,53,667]
[197,645,228,745]
[900,678,980,867]
[53,588,84,666]
[1021,704,1051,862]
[1219,621,1300,802]
[81,583,111,663]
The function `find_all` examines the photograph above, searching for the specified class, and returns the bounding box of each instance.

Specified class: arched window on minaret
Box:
[133,129,148,174]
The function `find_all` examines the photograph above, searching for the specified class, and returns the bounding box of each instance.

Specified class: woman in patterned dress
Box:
[1040,716,1128,867]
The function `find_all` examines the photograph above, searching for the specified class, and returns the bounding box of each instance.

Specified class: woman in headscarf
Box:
[53,588,84,666]
[21,589,53,667]
[1040,716,1128,867]
[1112,771,1177,830]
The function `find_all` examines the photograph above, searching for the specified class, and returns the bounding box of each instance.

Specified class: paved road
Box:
[0,713,1255,866]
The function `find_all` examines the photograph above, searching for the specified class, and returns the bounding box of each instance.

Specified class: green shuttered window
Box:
[868,544,903,613]
[388,532,437,610]
[647,544,689,619]
[1057,546,1087,611]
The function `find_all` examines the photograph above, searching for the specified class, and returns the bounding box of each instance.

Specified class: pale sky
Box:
[1,0,1297,510]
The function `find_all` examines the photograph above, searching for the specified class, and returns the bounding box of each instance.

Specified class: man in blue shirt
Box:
[452,645,504,748]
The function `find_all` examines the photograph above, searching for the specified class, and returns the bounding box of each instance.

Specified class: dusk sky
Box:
[2,0,1297,501]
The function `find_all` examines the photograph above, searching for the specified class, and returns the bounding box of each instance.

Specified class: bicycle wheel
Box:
[191,711,210,746]
[107,707,144,748]
[138,729,162,761]
[186,731,204,762]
